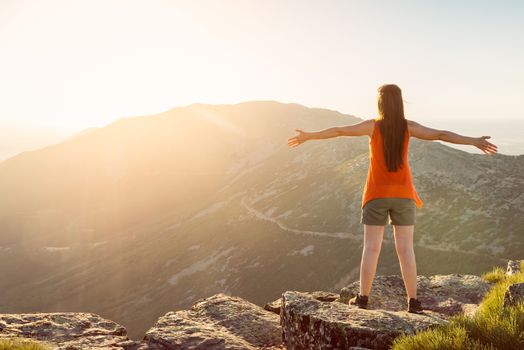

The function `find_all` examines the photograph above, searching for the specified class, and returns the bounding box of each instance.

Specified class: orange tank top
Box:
[361,119,423,209]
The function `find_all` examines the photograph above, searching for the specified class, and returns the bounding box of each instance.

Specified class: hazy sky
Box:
[1,0,523,132]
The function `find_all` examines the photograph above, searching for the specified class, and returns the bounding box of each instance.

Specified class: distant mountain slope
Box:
[62,126,99,142]
[0,100,521,339]
[0,121,72,162]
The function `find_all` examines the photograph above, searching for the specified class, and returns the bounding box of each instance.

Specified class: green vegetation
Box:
[392,261,524,350]
[0,337,52,350]
[480,266,507,284]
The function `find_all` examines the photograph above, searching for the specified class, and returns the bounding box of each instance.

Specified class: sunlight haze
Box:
[1,2,524,343]
[1,0,523,132]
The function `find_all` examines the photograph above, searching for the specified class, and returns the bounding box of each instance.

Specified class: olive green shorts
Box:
[361,197,416,226]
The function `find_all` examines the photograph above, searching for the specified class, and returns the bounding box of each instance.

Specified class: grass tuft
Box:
[0,337,52,350]
[392,261,524,350]
[481,266,506,284]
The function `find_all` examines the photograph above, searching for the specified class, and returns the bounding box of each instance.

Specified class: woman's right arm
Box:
[407,120,498,154]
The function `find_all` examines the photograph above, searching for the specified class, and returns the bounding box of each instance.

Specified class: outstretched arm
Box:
[304,126,340,140]
[287,119,373,148]
[408,120,498,154]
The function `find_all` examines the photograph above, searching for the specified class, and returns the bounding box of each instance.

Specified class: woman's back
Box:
[361,119,423,209]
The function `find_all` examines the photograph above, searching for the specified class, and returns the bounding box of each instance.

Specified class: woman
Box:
[287,84,498,313]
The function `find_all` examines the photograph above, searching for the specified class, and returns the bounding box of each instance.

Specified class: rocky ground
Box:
[1,260,521,350]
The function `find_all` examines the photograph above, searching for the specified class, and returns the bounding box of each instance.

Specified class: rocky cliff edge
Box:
[1,260,521,350]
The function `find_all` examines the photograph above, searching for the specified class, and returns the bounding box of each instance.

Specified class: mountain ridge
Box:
[0,100,521,340]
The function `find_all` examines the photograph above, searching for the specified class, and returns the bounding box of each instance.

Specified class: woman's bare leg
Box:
[393,225,417,300]
[359,224,385,296]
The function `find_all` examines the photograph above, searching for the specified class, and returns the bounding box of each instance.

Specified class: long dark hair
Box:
[376,84,407,172]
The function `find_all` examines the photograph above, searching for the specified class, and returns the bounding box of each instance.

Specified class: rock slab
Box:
[143,293,283,350]
[506,260,522,275]
[339,274,490,318]
[503,282,524,308]
[280,290,447,350]
[0,312,151,349]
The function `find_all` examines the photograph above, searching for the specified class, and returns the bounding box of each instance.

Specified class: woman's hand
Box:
[287,129,309,148]
[473,136,498,154]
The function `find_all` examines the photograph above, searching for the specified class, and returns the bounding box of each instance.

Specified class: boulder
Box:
[280,291,446,350]
[0,312,152,350]
[143,293,283,350]
[506,260,522,275]
[503,282,524,308]
[264,291,339,315]
[339,274,490,318]
[267,274,490,321]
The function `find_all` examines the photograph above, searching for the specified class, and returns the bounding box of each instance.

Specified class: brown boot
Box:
[349,293,368,309]
[408,297,424,314]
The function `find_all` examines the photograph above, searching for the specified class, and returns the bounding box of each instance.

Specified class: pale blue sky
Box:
[1,0,523,132]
